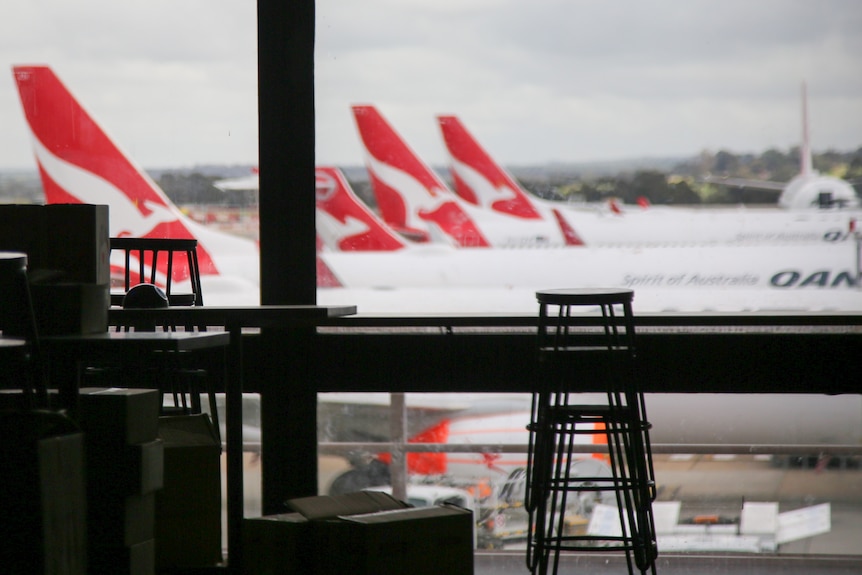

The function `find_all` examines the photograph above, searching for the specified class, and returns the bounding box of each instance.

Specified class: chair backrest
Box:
[110,237,203,307]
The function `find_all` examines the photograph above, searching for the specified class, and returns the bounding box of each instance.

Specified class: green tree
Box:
[713,150,739,174]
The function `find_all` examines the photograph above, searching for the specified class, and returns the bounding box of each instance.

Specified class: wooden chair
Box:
[110,237,203,308]
[102,239,218,439]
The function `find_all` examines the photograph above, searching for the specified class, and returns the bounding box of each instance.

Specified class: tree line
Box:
[2,146,860,208]
[523,147,862,206]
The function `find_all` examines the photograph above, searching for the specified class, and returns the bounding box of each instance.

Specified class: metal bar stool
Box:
[526,288,657,575]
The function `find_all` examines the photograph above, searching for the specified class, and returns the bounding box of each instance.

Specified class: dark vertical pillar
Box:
[257,0,318,514]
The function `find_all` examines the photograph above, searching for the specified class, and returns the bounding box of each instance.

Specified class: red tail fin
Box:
[315,166,407,251]
[551,208,585,246]
[378,419,450,476]
[12,65,220,278]
[351,105,491,248]
[437,115,542,220]
[315,236,343,287]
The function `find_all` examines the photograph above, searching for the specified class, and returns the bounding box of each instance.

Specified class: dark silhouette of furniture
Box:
[0,251,47,407]
[104,237,216,435]
[526,288,657,575]
[110,237,203,308]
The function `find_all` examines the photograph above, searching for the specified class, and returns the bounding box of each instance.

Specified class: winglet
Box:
[551,208,585,246]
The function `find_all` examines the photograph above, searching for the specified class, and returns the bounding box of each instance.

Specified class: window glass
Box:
[314,1,862,315]
[2,1,259,305]
[3,1,860,567]
[318,390,862,558]
[312,0,862,563]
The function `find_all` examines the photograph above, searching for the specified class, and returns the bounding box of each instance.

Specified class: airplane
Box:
[310,162,862,313]
[435,109,861,248]
[314,188,854,312]
[702,82,859,211]
[14,65,862,318]
[218,106,862,251]
[351,104,583,248]
[319,390,862,488]
[12,62,859,321]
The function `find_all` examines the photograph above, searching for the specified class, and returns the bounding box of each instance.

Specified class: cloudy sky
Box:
[1,0,861,170]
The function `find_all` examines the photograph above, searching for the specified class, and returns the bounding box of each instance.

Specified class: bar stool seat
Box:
[526,288,657,575]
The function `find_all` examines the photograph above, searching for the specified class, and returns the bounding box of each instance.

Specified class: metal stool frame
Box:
[526,288,657,575]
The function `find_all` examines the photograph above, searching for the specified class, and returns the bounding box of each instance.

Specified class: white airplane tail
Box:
[776,82,858,210]
[351,104,492,248]
[800,81,813,178]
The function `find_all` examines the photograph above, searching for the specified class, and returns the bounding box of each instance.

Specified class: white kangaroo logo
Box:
[450,156,519,210]
[32,135,178,237]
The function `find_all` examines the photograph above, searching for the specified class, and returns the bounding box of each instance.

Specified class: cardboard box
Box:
[77,387,161,445]
[0,203,110,284]
[155,414,223,569]
[313,504,474,575]
[86,438,164,496]
[0,410,87,575]
[30,281,109,335]
[88,492,156,547]
[287,490,409,519]
[42,203,111,285]
[242,493,408,575]
[89,539,155,575]
[269,492,473,575]
[242,514,312,575]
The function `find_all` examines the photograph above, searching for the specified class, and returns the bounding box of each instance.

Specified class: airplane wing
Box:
[700,175,786,192]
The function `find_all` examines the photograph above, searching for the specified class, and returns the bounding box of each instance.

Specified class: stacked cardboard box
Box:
[0,410,87,575]
[243,491,474,575]
[0,203,110,335]
[76,388,163,575]
[155,413,223,569]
